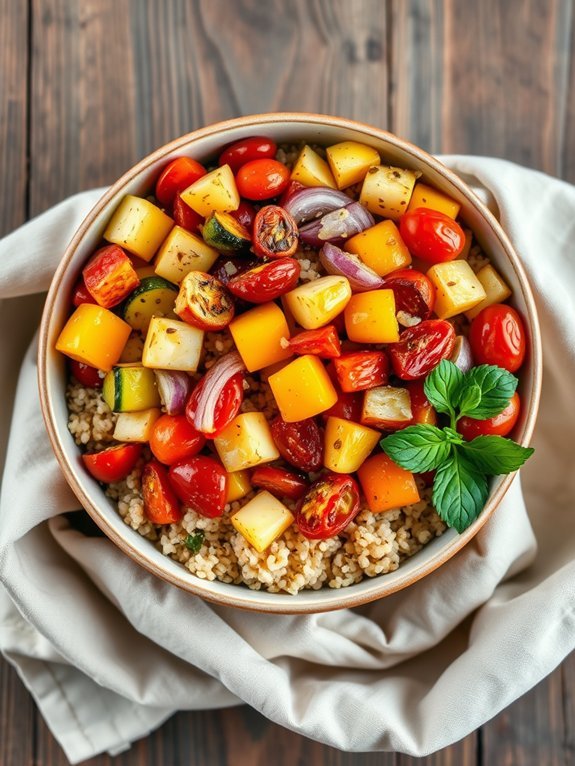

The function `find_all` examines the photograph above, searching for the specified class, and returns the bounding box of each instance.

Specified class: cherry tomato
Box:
[142,460,182,524]
[169,456,228,518]
[468,304,526,373]
[236,159,290,201]
[399,208,465,264]
[251,466,308,501]
[230,200,257,230]
[186,373,244,438]
[334,351,389,393]
[149,414,206,465]
[253,205,299,259]
[82,245,140,309]
[287,326,341,358]
[219,136,277,174]
[175,271,235,331]
[389,319,456,380]
[69,359,103,388]
[383,268,436,320]
[155,157,207,207]
[270,417,323,472]
[296,473,360,540]
[404,380,437,427]
[321,390,363,423]
[417,470,436,487]
[82,444,142,483]
[278,179,305,208]
[72,277,97,307]
[458,392,521,440]
[227,257,301,303]
[210,255,259,286]
[172,196,203,233]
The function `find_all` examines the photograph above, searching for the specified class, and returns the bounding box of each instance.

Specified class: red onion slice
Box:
[319,242,384,292]
[299,202,375,247]
[190,351,246,434]
[154,371,193,415]
[281,186,352,224]
[450,335,474,372]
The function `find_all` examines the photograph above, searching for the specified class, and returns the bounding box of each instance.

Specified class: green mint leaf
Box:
[380,425,452,473]
[443,426,464,445]
[432,450,489,533]
[459,435,534,475]
[185,531,205,553]
[424,360,465,418]
[459,365,518,420]
[457,383,482,414]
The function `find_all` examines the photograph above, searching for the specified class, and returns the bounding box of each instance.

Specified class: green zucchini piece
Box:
[202,211,251,252]
[122,276,178,332]
[102,365,161,412]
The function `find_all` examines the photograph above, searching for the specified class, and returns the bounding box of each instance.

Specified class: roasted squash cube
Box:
[326,141,380,189]
[214,413,279,472]
[104,195,174,262]
[283,276,351,330]
[344,290,399,343]
[345,220,411,276]
[408,183,461,219]
[180,165,240,217]
[231,491,294,552]
[357,453,421,513]
[290,145,337,189]
[323,417,380,473]
[268,355,338,422]
[55,304,132,372]
[142,317,204,371]
[465,264,512,319]
[427,260,486,319]
[229,302,293,372]
[154,226,219,284]
[359,165,417,219]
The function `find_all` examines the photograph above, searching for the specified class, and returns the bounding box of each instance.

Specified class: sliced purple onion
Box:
[191,351,246,434]
[281,186,352,225]
[154,370,193,415]
[319,242,384,292]
[299,202,375,247]
[450,335,474,372]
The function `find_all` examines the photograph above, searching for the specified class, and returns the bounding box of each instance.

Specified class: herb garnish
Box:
[185,530,205,553]
[380,360,534,533]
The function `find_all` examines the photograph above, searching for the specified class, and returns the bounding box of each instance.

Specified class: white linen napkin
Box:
[0,158,573,764]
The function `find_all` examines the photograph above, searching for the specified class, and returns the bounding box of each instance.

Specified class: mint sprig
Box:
[381,360,534,533]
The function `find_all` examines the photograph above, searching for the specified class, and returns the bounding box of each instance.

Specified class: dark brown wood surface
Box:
[1,1,573,764]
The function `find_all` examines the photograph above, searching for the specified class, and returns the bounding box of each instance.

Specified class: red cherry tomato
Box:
[230,200,257,230]
[458,392,521,440]
[253,205,299,258]
[169,456,228,518]
[389,319,456,380]
[468,304,526,373]
[383,268,436,319]
[399,208,465,264]
[210,256,259,286]
[72,278,97,307]
[172,196,203,233]
[149,414,206,465]
[251,466,308,501]
[236,159,290,201]
[296,473,360,540]
[333,351,389,393]
[321,390,363,423]
[69,359,103,388]
[186,372,244,438]
[219,136,277,173]
[270,417,323,472]
[404,380,437,427]
[227,257,301,303]
[142,460,182,524]
[82,444,142,483]
[287,326,342,358]
[155,157,207,207]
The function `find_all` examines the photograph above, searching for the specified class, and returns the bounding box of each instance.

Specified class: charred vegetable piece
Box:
[251,466,308,501]
[333,351,389,393]
[202,211,251,252]
[227,258,301,303]
[270,416,323,472]
[383,269,436,324]
[285,325,341,358]
[253,205,299,259]
[82,245,140,309]
[389,319,456,380]
[175,271,235,331]
[295,473,360,540]
[83,443,142,484]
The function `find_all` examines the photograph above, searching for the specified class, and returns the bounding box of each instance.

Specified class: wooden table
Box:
[1,1,573,763]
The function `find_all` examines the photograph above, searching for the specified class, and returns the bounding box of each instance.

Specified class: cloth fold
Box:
[0,158,573,764]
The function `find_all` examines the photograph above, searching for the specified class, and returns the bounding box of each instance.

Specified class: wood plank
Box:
[562,5,575,182]
[398,734,477,766]
[0,660,36,766]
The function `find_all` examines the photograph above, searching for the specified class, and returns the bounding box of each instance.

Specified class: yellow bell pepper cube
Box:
[214,412,279,472]
[283,276,352,330]
[290,145,337,189]
[326,141,380,189]
[357,453,420,513]
[268,355,338,422]
[344,290,399,343]
[104,195,174,262]
[226,470,252,503]
[465,264,512,320]
[55,304,132,372]
[324,417,380,473]
[229,302,293,373]
[427,260,486,319]
[180,165,240,218]
[345,220,411,277]
[231,491,294,552]
[407,182,461,219]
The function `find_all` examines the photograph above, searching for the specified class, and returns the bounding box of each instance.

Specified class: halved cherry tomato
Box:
[468,304,526,373]
[253,205,299,258]
[458,392,521,440]
[219,136,277,174]
[236,159,290,201]
[389,319,456,380]
[169,456,228,518]
[403,379,437,427]
[69,359,103,388]
[296,473,360,540]
[230,200,257,230]
[287,325,341,358]
[82,245,140,308]
[175,271,235,330]
[333,351,389,393]
[72,277,97,307]
[399,208,465,264]
[82,443,142,483]
[149,414,206,465]
[155,157,207,207]
[210,255,259,286]
[251,466,308,501]
[227,257,300,303]
[321,390,363,423]
[270,417,323,472]
[383,268,436,320]
[142,460,182,524]
[172,196,203,233]
[186,372,244,438]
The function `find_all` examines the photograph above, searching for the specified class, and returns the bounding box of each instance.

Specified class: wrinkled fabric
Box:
[0,159,573,764]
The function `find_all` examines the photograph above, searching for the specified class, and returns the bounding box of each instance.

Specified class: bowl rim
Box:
[38,112,543,614]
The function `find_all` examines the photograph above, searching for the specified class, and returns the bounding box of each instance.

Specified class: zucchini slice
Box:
[102,365,161,412]
[202,211,251,253]
[122,276,178,332]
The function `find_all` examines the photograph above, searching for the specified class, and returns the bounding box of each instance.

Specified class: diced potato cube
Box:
[359,165,418,219]
[231,491,294,552]
[290,145,337,189]
[268,355,338,422]
[465,264,512,319]
[113,408,161,442]
[323,417,380,473]
[283,276,351,330]
[229,302,293,372]
[361,386,412,429]
[104,195,174,262]
[214,412,279,472]
[345,220,411,276]
[407,182,461,219]
[180,164,240,217]
[344,290,399,343]
[154,226,219,283]
[55,304,132,372]
[226,470,252,503]
[357,453,420,513]
[427,260,487,319]
[326,141,380,189]
[142,317,204,371]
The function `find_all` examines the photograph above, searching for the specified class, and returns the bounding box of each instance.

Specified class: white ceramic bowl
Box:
[38,113,542,613]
